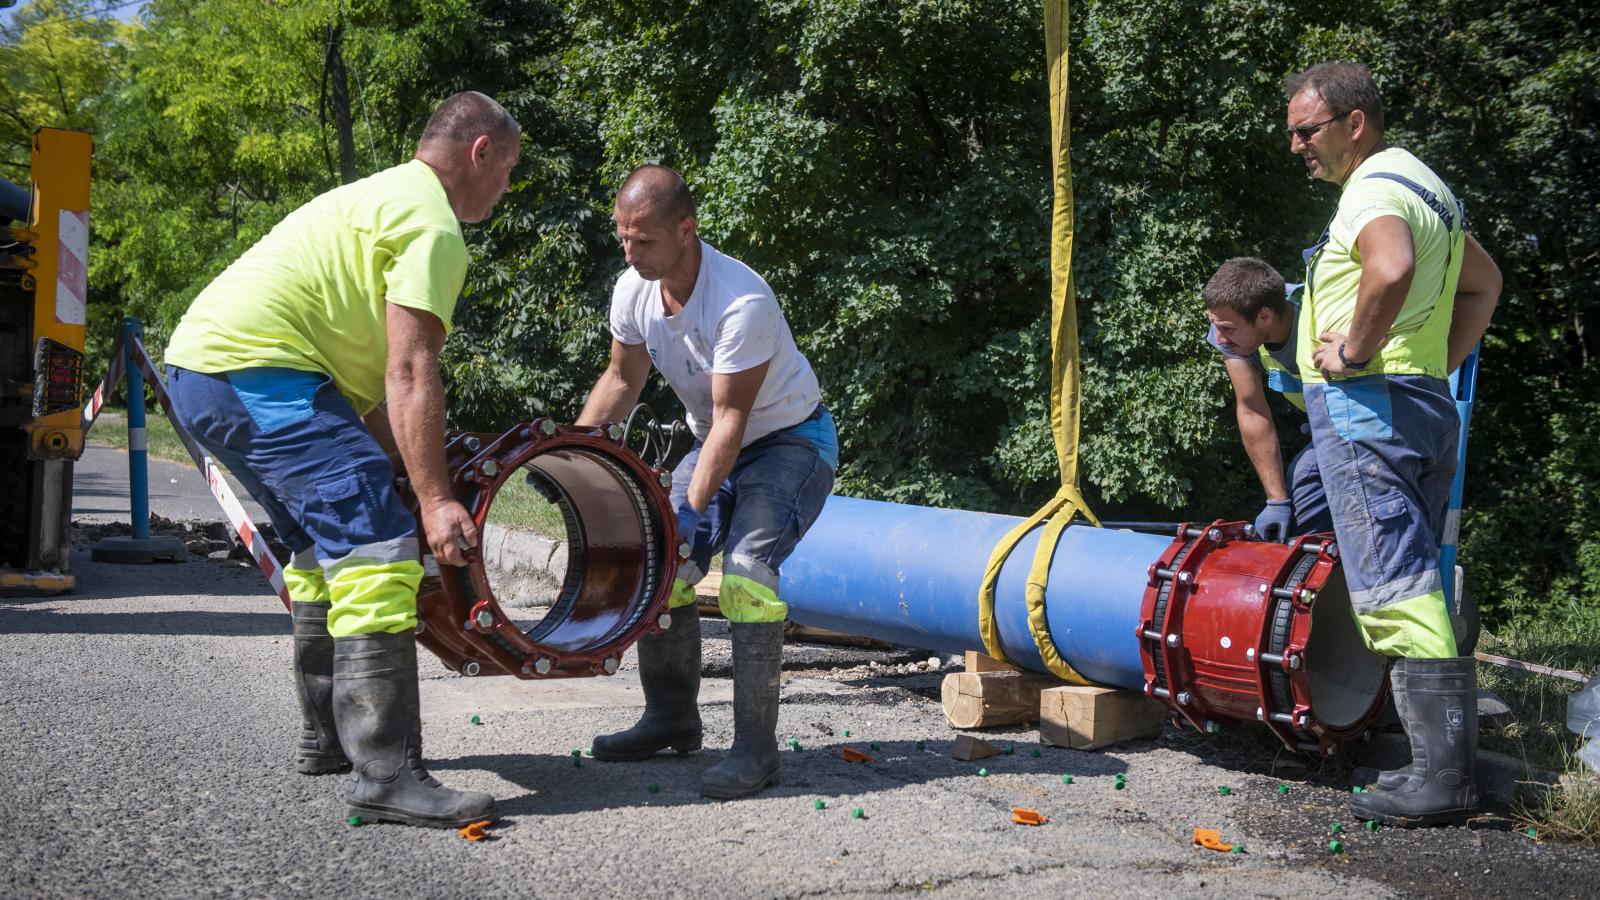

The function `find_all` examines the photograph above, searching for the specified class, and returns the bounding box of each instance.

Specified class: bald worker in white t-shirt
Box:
[575,165,837,800]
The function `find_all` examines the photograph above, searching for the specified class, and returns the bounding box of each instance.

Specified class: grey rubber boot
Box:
[332,631,496,828]
[701,621,783,800]
[292,601,350,775]
[1351,656,1479,827]
[592,605,703,761]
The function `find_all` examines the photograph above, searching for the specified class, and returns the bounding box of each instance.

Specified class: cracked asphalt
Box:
[2,446,1595,897]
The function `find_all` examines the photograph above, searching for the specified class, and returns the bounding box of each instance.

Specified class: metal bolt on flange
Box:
[1176,691,1191,706]
[1247,648,1257,661]
[533,657,553,675]
[1207,528,1222,541]
[677,541,691,560]
[657,613,672,629]
[480,459,499,478]
[474,609,496,630]
[602,656,620,675]
[1205,721,1221,734]
[606,424,623,441]
[463,436,482,452]
[461,660,481,677]
[1165,633,1181,648]
[658,471,672,489]
[1177,570,1193,585]
[538,419,557,436]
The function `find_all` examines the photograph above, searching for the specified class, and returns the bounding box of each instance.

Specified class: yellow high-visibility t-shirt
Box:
[165,160,466,414]
[1298,147,1461,384]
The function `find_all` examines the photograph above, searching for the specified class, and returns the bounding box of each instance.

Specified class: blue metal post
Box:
[1439,345,1479,612]
[124,316,152,541]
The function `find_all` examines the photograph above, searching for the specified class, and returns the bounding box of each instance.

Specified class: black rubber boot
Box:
[1351,656,1479,827]
[333,631,496,828]
[701,621,783,800]
[292,601,350,775]
[592,605,703,761]
[1353,662,1412,791]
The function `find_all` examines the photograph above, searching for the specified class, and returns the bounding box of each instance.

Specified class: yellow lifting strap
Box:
[977,0,1100,684]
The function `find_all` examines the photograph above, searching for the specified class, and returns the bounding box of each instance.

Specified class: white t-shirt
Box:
[610,240,821,444]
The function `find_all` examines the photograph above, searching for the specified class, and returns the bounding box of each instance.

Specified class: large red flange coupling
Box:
[396,418,684,679]
[1137,520,1390,755]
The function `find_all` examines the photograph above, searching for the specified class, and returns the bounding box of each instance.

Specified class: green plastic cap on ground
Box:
[584,748,594,757]
[346,815,362,827]
[1526,827,1537,838]
[469,714,481,725]
[1031,748,1042,758]
[1218,785,1231,796]
[1061,775,1073,784]
[916,740,926,751]
[1278,784,1290,795]
[647,783,660,794]
[814,799,825,810]
[1365,820,1380,832]
[1114,774,1126,790]
[1003,746,1014,756]
[788,738,802,751]
[851,807,864,819]
[1330,822,1343,833]
[978,768,990,777]
[870,742,880,751]
[842,729,850,737]
[1328,839,1344,854]
[1230,845,1244,854]
[1351,785,1365,794]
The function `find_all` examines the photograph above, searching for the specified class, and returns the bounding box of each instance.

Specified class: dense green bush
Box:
[5,0,1595,629]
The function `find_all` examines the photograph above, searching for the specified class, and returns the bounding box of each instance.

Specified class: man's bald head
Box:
[616,165,695,224]
[418,91,519,154]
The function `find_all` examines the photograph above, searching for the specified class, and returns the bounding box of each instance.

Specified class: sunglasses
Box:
[1284,110,1351,143]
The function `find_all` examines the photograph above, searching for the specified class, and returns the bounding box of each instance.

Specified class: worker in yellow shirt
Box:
[164,92,519,829]
[1282,63,1500,826]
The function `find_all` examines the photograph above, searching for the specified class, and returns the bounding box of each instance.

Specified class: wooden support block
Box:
[1038,685,1167,751]
[950,734,1003,761]
[941,671,1059,729]
[964,650,1019,673]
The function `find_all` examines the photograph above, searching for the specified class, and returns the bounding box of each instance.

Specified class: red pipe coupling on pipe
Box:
[1138,520,1390,755]
[396,419,683,680]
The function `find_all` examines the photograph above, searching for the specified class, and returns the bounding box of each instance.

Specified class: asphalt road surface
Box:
[2,446,1595,897]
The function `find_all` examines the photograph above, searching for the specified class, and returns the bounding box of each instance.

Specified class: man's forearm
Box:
[686,417,748,511]
[1238,404,1288,500]
[576,370,639,427]
[387,366,453,505]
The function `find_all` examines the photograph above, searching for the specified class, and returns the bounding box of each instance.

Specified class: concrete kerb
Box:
[478,525,566,606]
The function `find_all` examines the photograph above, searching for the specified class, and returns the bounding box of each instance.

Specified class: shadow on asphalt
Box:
[0,606,288,637]
[436,738,1134,817]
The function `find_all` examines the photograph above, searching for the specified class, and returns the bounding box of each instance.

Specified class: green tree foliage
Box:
[4,0,1595,627]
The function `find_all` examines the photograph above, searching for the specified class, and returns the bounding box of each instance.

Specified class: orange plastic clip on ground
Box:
[458,819,493,841]
[840,746,876,763]
[1191,828,1234,852]
[1012,808,1049,826]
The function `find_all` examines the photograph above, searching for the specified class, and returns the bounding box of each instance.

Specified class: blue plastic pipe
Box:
[123,316,153,541]
[780,496,1172,690]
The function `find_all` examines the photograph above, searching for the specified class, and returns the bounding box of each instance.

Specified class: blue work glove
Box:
[1254,498,1293,543]
[675,501,704,542]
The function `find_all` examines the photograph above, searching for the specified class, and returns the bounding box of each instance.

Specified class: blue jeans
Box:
[1288,441,1334,535]
[675,407,837,611]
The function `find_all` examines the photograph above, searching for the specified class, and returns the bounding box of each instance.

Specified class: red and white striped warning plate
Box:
[56,209,88,326]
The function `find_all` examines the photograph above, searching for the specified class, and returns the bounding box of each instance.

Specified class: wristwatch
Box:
[1338,341,1371,370]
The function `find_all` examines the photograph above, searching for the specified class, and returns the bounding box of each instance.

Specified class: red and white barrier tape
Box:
[129,337,291,609]
[80,332,124,433]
